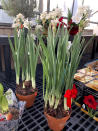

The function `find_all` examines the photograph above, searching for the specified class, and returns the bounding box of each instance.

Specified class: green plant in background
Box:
[1,0,36,18]
[38,27,94,111]
[0,84,8,113]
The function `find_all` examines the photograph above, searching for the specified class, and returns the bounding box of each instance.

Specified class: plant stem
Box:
[16,75,19,85]
[32,77,36,89]
[64,98,68,110]
[23,82,25,88]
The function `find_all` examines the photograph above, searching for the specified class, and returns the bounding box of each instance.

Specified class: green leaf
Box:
[0,83,4,96]
[1,95,8,112]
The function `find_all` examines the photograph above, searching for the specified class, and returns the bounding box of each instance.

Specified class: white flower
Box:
[30,20,35,27]
[50,18,59,26]
[40,12,47,20]
[72,15,81,24]
[72,6,92,24]
[31,34,36,40]
[52,8,62,18]
[67,41,72,50]
[12,13,25,28]
[16,13,25,20]
[36,25,43,31]
[49,11,57,19]
[24,19,30,29]
[46,14,51,20]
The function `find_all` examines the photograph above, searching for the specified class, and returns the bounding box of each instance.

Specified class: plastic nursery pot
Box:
[16,91,37,108]
[0,101,25,131]
[44,112,70,131]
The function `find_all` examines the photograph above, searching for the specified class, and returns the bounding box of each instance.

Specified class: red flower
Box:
[20,24,24,29]
[64,85,78,108]
[71,84,78,99]
[59,17,64,22]
[57,22,67,28]
[64,89,72,108]
[64,89,72,98]
[57,22,63,28]
[57,17,67,28]
[83,95,97,110]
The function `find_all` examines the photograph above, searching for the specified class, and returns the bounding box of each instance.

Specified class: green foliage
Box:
[0,83,3,96]
[1,0,36,18]
[0,84,8,113]
[9,29,25,84]
[27,32,39,88]
[38,27,94,110]
[68,9,72,22]
[9,28,39,89]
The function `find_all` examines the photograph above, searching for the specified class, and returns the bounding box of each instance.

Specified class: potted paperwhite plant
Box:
[15,30,39,108]
[38,27,94,131]
[9,23,39,108]
[0,83,25,130]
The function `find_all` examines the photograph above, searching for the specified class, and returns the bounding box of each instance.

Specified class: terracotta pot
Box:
[16,92,37,108]
[44,112,70,131]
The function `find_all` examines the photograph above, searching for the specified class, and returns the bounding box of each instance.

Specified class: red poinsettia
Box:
[83,95,97,110]
[64,84,78,108]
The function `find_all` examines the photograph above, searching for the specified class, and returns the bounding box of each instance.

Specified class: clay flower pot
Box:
[44,112,70,131]
[16,82,38,108]
[16,91,37,108]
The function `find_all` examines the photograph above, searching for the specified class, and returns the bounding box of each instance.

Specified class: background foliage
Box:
[1,0,36,18]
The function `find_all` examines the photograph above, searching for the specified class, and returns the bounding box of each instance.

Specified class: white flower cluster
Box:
[72,6,92,24]
[36,8,62,32]
[12,13,34,29]
[12,13,24,28]
[50,18,59,27]
[35,24,43,31]
[40,8,62,21]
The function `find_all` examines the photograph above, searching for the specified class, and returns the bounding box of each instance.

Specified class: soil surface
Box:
[45,99,71,119]
[16,81,37,96]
